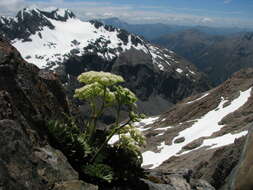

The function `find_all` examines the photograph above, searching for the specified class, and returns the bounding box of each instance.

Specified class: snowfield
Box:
[13,17,147,69]
[140,87,252,169]
[5,8,198,77]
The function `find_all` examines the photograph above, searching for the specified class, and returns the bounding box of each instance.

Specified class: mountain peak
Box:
[0,7,77,40]
[16,8,42,21]
[16,7,76,22]
[40,8,76,21]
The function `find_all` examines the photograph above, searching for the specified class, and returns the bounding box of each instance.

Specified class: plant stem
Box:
[88,86,107,145]
[90,118,132,163]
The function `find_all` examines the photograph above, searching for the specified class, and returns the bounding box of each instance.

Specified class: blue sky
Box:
[1,0,253,28]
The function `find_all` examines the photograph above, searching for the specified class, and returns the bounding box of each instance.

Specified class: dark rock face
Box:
[224,125,253,190]
[112,49,208,102]
[0,119,78,189]
[182,138,203,150]
[140,179,175,190]
[0,9,54,41]
[0,37,97,190]
[40,8,75,22]
[0,8,76,41]
[54,180,98,190]
[192,137,245,189]
[64,47,210,115]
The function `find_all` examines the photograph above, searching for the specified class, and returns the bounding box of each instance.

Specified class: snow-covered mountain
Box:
[133,68,253,189]
[0,8,210,115]
[1,8,190,72]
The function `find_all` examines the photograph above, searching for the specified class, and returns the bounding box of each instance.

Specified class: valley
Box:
[153,30,253,86]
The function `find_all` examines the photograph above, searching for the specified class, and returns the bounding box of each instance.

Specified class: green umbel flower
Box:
[77,71,124,86]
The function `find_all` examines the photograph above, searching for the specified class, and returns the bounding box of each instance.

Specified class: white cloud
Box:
[201,17,214,23]
[0,0,26,14]
[0,0,252,28]
[0,0,23,7]
[103,12,114,17]
[224,0,232,4]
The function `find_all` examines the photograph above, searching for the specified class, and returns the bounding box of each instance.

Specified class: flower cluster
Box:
[117,124,146,156]
[74,82,116,103]
[75,71,138,106]
[77,71,124,86]
[114,86,138,106]
[74,71,145,172]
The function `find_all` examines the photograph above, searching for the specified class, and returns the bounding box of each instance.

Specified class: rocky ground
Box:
[137,68,253,189]
[0,36,97,190]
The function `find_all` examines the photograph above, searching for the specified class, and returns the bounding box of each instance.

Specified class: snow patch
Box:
[186,93,209,104]
[202,131,248,150]
[176,68,183,74]
[108,135,120,145]
[134,116,159,128]
[56,8,67,17]
[158,64,165,71]
[154,126,172,131]
[142,87,252,169]
[108,117,155,145]
[189,70,196,75]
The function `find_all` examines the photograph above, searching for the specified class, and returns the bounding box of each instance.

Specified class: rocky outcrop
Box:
[0,8,75,41]
[223,124,253,190]
[0,37,97,189]
[137,68,253,189]
[146,169,215,190]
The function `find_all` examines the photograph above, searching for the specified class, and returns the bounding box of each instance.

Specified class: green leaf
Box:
[83,163,114,183]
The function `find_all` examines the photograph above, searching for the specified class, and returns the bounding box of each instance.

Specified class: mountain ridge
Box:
[98,17,253,40]
[133,67,253,189]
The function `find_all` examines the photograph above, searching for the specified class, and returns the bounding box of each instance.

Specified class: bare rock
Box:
[224,125,253,190]
[174,137,185,144]
[0,36,89,190]
[182,138,204,150]
[190,179,215,190]
[53,180,98,190]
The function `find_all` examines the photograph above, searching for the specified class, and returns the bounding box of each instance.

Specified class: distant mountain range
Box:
[98,17,253,40]
[153,29,253,85]
[0,8,210,115]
